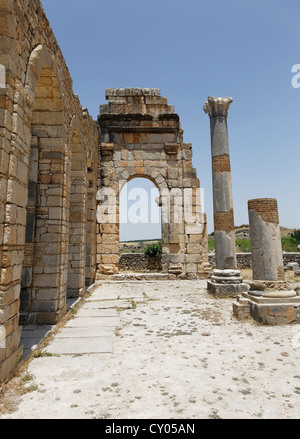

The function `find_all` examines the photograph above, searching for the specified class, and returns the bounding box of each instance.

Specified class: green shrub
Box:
[207,238,251,252]
[144,241,162,257]
[290,230,300,243]
[281,230,300,252]
[208,238,215,251]
[236,239,251,253]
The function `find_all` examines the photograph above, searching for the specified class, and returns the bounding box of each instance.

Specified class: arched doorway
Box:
[119,177,162,272]
[120,177,161,242]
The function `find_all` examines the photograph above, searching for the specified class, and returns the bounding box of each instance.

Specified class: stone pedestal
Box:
[233,290,300,325]
[208,269,249,298]
[203,97,248,297]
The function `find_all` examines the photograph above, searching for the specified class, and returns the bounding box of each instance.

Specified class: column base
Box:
[233,290,300,325]
[248,280,289,291]
[207,269,249,298]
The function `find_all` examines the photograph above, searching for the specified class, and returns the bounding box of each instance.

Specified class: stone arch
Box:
[96,88,209,278]
[19,45,67,324]
[119,168,167,194]
[24,45,64,106]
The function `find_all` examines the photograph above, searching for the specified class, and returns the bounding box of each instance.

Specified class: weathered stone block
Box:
[207,280,249,298]
[232,297,251,320]
[99,264,118,275]
[250,302,300,325]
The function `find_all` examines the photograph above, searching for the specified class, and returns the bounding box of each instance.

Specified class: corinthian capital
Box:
[203,96,233,117]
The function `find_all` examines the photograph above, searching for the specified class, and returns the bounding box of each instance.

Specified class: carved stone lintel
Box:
[203,96,233,118]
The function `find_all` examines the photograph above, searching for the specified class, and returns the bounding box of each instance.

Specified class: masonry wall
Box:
[119,253,162,272]
[0,0,98,380]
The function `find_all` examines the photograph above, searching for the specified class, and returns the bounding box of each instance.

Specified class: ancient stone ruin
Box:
[97,88,209,279]
[0,1,210,380]
[0,0,299,383]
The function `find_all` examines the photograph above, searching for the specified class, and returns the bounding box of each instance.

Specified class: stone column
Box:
[203,97,248,297]
[247,198,287,289]
[233,198,300,325]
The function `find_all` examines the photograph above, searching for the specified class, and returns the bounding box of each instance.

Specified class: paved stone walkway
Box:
[1,280,300,419]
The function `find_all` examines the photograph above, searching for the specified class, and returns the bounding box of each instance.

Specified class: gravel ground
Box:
[1,279,300,419]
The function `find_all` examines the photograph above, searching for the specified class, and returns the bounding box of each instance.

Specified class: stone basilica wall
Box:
[0,0,98,380]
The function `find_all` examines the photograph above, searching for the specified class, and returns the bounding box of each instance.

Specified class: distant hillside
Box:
[208,226,299,252]
[119,239,160,254]
[209,226,296,239]
[121,226,299,254]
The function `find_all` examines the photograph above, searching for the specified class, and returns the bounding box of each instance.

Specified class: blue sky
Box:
[42,0,300,238]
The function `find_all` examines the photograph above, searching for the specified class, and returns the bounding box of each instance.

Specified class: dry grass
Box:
[240,268,252,281]
[0,370,39,415]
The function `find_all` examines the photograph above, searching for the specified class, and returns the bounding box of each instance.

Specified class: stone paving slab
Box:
[90,287,146,301]
[54,328,114,338]
[45,336,113,355]
[18,354,111,380]
[82,300,121,309]
[64,317,119,328]
[75,308,117,318]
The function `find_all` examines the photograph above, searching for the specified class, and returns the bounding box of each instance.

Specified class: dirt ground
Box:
[1,274,300,419]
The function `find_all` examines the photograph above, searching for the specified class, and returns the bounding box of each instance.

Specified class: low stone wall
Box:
[119,253,162,272]
[208,253,300,269]
[120,252,300,272]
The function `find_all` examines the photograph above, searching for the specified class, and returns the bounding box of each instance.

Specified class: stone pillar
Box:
[233,198,300,325]
[248,198,287,289]
[203,96,248,297]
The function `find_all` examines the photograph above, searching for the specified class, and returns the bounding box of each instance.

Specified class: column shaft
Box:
[203,97,248,297]
[204,97,236,270]
[248,198,285,281]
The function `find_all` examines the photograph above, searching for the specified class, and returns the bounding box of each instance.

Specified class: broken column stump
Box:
[233,198,300,325]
